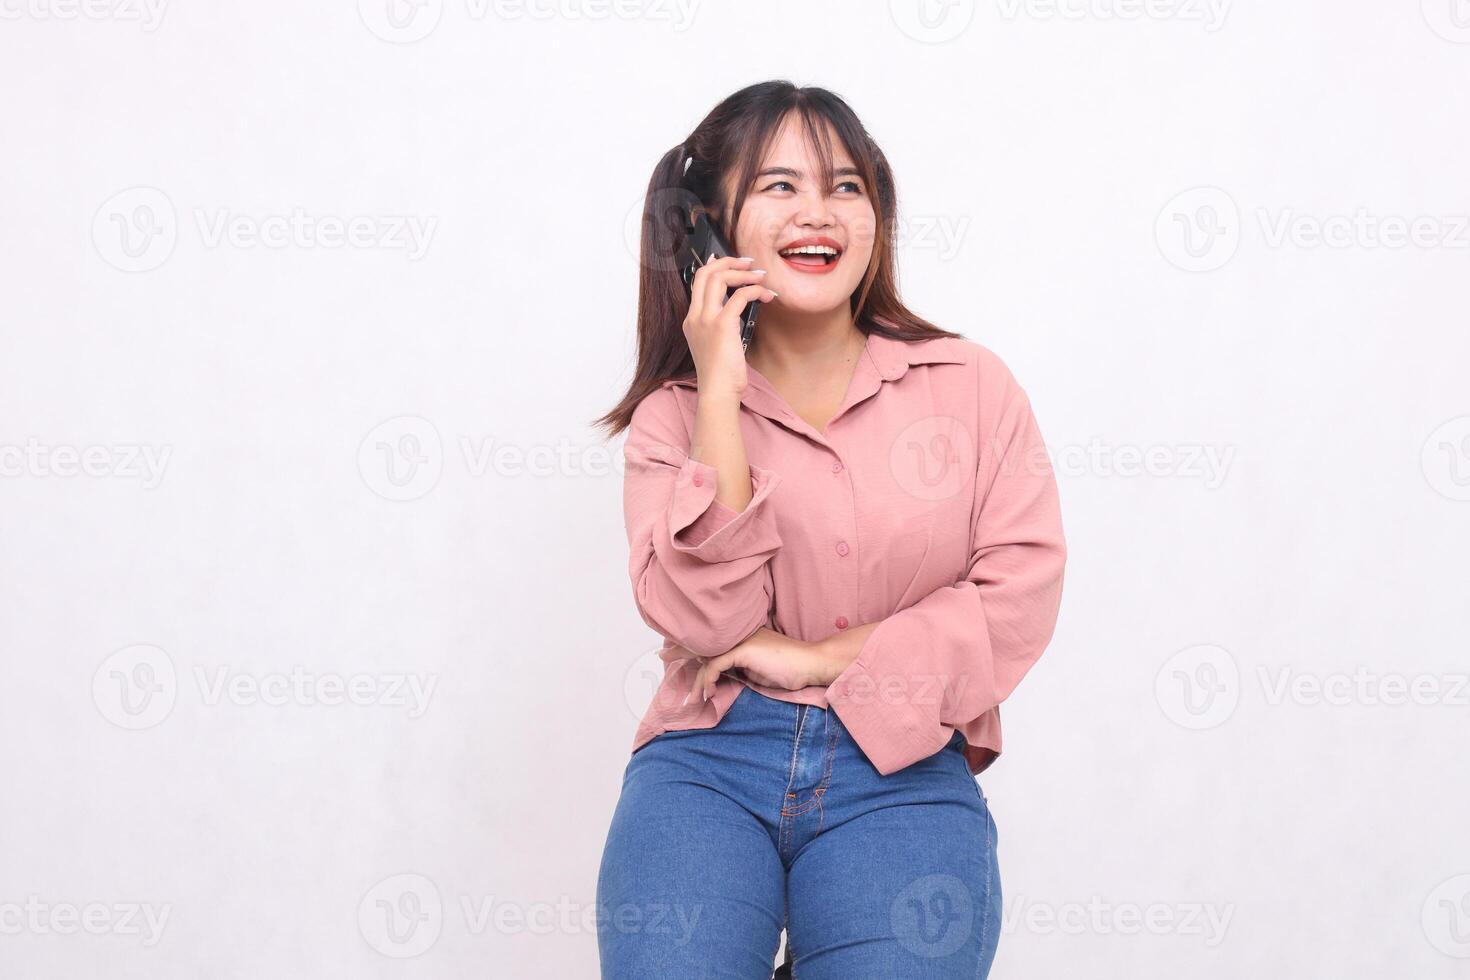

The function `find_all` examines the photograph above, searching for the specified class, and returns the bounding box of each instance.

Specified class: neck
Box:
[745,305,865,381]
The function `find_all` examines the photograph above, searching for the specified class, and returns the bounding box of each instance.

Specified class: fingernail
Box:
[738,256,755,261]
[752,269,767,275]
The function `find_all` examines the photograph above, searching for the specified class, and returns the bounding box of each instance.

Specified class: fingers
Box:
[693,256,766,326]
[688,254,742,324]
[683,659,721,706]
[721,282,778,318]
[684,651,739,706]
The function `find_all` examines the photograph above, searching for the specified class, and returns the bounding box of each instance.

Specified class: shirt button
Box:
[835,541,849,557]
[839,683,852,697]
[692,474,703,487]
[835,615,848,630]
[831,461,843,473]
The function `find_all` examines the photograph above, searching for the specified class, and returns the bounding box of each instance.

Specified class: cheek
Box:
[840,211,878,267]
[733,209,786,256]
[842,240,876,282]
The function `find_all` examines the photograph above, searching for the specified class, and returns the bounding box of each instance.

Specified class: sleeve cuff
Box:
[825,607,999,776]
[668,456,783,563]
[826,653,941,776]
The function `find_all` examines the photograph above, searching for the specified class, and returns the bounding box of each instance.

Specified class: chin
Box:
[770,280,859,312]
[772,294,845,315]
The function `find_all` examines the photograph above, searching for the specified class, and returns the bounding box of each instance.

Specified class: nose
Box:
[793,188,835,230]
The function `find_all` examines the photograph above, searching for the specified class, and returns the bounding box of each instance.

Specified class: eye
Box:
[836,180,863,194]
[761,180,796,193]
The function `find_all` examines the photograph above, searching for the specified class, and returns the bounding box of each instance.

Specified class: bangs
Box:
[722,96,883,236]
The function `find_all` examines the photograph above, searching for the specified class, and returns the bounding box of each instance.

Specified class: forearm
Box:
[809,622,876,686]
[690,391,754,513]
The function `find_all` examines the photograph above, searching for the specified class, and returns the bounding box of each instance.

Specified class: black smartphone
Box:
[676,205,759,352]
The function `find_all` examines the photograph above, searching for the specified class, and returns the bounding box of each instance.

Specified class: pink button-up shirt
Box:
[622,330,1066,776]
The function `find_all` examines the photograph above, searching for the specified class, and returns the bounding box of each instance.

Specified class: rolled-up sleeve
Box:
[623,388,784,658]
[829,360,1067,775]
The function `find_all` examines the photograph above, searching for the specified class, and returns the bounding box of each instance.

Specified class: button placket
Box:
[830,448,854,638]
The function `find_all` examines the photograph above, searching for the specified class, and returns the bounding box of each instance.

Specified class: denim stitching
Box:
[785,705,808,789]
[979,806,998,976]
[813,710,839,833]
[781,708,840,819]
[779,705,808,856]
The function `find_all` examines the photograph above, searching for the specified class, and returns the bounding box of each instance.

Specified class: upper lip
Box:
[777,236,843,255]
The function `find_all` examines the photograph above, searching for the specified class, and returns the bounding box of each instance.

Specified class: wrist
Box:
[696,383,745,407]
[808,630,866,688]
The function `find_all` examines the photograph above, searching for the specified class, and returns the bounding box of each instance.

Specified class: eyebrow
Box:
[754,166,862,179]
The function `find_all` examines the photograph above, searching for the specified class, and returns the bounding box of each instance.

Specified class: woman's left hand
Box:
[687,627,845,704]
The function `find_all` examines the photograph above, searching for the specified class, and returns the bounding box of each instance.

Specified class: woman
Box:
[592,80,1066,979]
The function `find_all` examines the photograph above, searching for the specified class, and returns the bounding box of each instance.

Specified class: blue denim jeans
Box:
[597,686,1002,978]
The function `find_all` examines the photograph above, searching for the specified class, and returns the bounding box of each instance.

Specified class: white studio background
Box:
[1,2,1467,978]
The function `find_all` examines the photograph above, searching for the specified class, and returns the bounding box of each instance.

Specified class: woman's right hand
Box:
[683,255,777,400]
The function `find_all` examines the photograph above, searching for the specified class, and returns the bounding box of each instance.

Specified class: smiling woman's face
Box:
[722,115,876,318]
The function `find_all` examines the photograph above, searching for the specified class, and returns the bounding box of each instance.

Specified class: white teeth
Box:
[779,244,838,257]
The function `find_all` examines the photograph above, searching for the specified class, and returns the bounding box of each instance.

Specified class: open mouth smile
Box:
[777,238,843,275]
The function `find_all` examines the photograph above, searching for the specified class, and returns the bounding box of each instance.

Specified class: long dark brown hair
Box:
[592,80,961,438]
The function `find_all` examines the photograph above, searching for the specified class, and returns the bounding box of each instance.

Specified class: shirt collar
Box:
[659,331,966,442]
[660,331,964,391]
[862,330,968,380]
